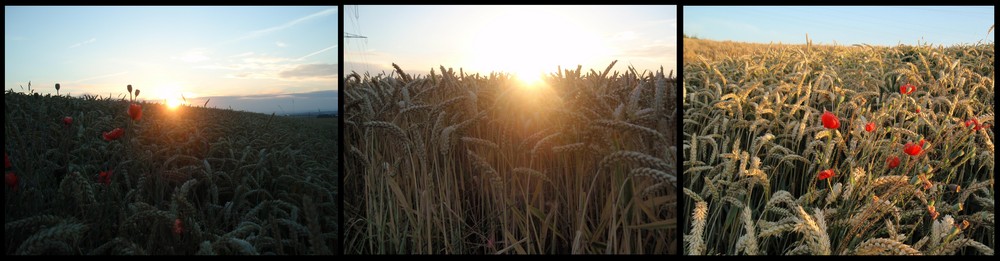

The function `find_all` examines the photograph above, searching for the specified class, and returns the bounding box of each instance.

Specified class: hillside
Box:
[4,90,338,255]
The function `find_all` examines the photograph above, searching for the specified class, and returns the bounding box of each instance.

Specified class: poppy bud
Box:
[5,172,16,189]
[173,219,184,235]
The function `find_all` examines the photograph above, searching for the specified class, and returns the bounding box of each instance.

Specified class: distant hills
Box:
[185,90,338,116]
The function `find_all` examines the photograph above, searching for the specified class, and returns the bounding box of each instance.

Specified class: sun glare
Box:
[517,71,543,87]
[468,7,611,85]
[167,98,183,110]
[153,83,194,111]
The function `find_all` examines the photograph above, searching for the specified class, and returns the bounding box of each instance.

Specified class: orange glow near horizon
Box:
[152,83,194,111]
[166,98,183,110]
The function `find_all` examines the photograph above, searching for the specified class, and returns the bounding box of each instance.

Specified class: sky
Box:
[344,5,677,83]
[685,6,995,46]
[5,6,338,114]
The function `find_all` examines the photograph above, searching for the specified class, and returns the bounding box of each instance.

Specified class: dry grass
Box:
[344,62,677,254]
[5,88,337,255]
[683,38,994,255]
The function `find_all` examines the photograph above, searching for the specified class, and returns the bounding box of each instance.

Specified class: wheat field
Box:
[682,38,994,255]
[5,88,338,255]
[344,62,677,254]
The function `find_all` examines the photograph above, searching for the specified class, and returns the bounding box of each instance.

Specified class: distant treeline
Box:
[284,111,338,118]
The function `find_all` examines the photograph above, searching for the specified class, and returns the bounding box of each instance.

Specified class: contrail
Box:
[296,45,337,61]
[219,7,337,46]
[69,38,96,49]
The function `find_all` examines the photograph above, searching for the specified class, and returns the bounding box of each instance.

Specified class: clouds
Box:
[279,63,337,79]
[276,41,287,47]
[175,48,211,63]
[186,90,338,114]
[604,24,676,73]
[196,44,338,82]
[231,52,255,58]
[222,7,337,45]
[68,38,96,48]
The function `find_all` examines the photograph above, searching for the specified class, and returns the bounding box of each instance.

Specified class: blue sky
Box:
[685,6,994,46]
[5,6,338,114]
[345,5,677,81]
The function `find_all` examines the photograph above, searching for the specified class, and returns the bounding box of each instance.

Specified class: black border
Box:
[338,5,346,255]
[675,4,685,252]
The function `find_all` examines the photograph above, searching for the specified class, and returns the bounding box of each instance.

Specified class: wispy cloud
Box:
[276,41,287,47]
[198,53,293,75]
[175,48,210,63]
[279,63,337,79]
[296,45,337,61]
[69,38,96,49]
[221,7,337,45]
[199,48,337,81]
[231,52,255,58]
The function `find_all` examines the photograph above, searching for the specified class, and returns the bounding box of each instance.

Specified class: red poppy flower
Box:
[821,110,840,129]
[173,219,184,235]
[916,108,921,113]
[128,103,142,121]
[5,152,10,169]
[865,122,876,132]
[900,83,916,95]
[98,170,112,185]
[5,172,17,189]
[63,116,73,126]
[887,156,900,169]
[818,169,835,180]
[966,118,988,131]
[904,141,922,156]
[103,128,124,141]
[965,118,979,128]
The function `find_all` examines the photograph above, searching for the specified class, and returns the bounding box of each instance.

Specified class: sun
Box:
[167,98,183,110]
[467,7,611,84]
[516,71,543,87]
